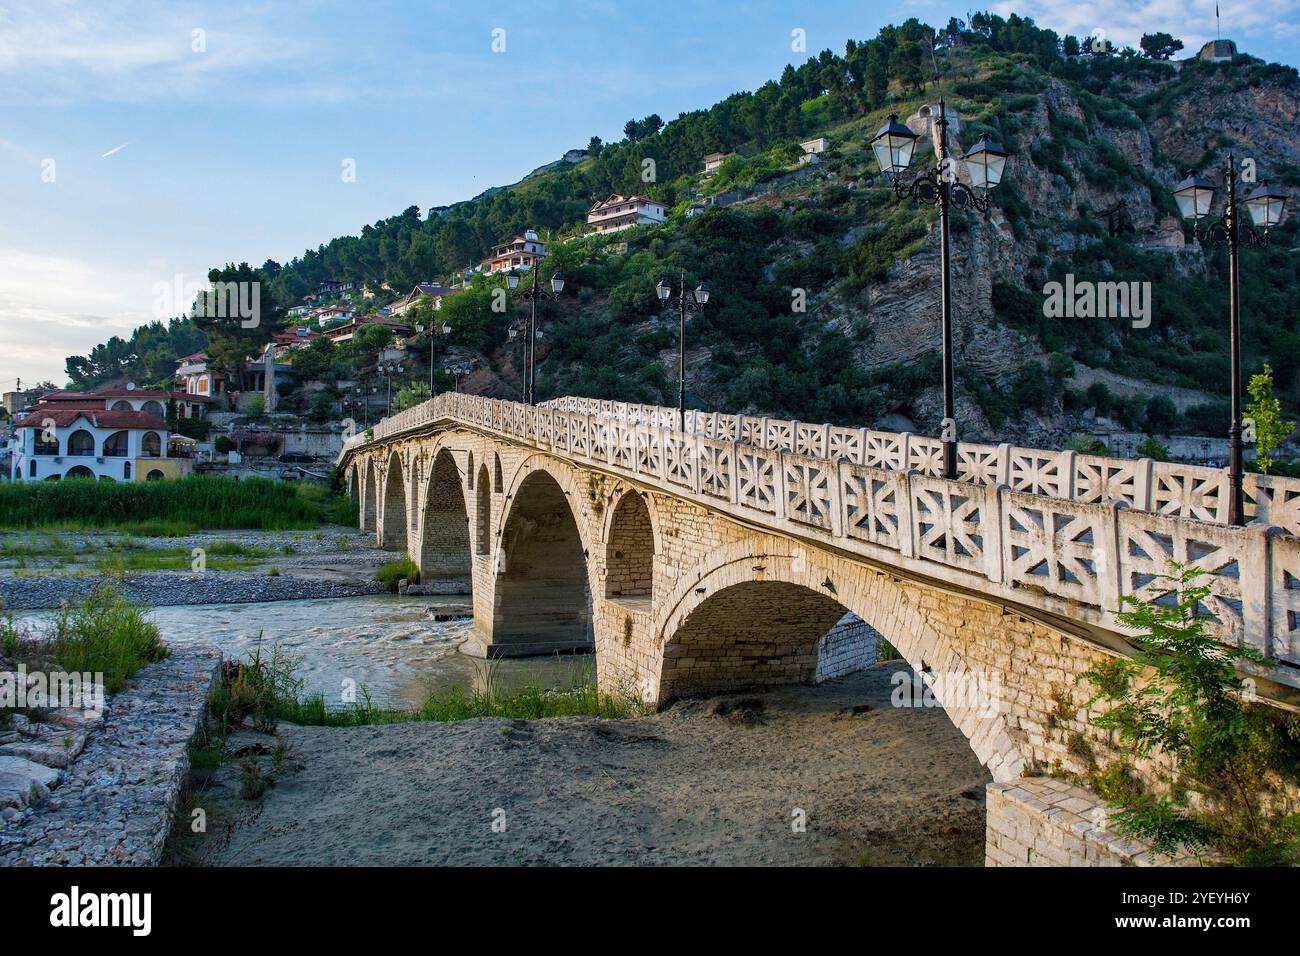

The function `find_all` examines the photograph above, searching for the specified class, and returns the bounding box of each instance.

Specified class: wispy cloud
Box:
[997,0,1300,53]
[0,0,310,104]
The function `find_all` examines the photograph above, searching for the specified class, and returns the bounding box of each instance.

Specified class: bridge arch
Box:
[475,463,491,555]
[419,448,472,584]
[492,465,593,655]
[603,489,657,605]
[380,451,408,553]
[652,536,1027,782]
[360,458,378,534]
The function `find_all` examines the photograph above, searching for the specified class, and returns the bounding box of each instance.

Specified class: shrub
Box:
[49,582,168,693]
[375,558,419,592]
[1080,563,1300,865]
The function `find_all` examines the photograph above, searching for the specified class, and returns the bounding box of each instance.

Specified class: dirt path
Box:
[175,665,990,866]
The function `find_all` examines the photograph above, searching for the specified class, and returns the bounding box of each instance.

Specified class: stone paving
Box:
[0,647,221,866]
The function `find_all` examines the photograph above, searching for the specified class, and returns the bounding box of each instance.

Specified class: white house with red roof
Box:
[10,404,191,482]
[481,230,546,274]
[586,194,667,234]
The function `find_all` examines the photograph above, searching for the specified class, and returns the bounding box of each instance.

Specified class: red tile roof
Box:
[38,387,208,403]
[15,408,168,430]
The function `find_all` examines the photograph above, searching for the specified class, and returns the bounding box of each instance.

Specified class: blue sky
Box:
[1,0,1297,387]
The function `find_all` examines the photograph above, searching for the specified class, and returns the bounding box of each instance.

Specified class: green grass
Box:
[209,641,642,731]
[0,476,349,533]
[375,558,419,592]
[47,582,169,692]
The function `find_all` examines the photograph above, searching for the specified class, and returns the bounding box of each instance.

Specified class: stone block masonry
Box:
[815,614,880,682]
[985,779,1190,867]
[0,647,221,866]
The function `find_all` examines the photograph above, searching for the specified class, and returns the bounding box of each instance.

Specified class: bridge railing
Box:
[539,396,1300,538]
[344,392,1300,674]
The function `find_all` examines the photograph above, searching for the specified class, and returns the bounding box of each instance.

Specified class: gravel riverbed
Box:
[0,529,393,609]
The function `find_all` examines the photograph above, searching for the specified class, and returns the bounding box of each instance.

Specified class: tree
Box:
[1080,563,1300,865]
[1140,32,1184,60]
[1246,363,1295,474]
[193,263,280,392]
[586,136,603,158]
[1144,394,1178,435]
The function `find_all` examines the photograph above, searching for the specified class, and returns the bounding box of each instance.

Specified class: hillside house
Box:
[324,315,413,344]
[799,137,829,164]
[586,194,667,234]
[389,283,455,316]
[271,326,321,357]
[318,279,358,297]
[702,152,729,173]
[481,230,546,274]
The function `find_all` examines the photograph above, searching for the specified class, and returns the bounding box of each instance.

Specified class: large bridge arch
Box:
[379,450,408,553]
[650,535,1028,782]
[602,489,659,606]
[419,447,473,584]
[490,464,594,656]
[360,458,378,534]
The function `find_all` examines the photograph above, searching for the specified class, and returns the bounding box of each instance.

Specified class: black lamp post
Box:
[1174,158,1288,526]
[377,359,404,417]
[506,267,565,405]
[870,99,1009,480]
[656,271,710,431]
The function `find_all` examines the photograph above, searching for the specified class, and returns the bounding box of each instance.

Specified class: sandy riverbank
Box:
[171,665,990,866]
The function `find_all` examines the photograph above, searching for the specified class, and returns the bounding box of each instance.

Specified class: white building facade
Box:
[10,407,190,482]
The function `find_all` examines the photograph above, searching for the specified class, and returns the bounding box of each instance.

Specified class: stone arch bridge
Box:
[340,393,1300,865]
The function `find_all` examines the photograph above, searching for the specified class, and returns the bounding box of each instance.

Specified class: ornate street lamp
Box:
[656,271,710,431]
[871,100,1010,479]
[377,359,404,417]
[1174,158,1288,525]
[507,267,565,405]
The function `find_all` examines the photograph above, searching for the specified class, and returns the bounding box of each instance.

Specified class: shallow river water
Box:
[17,594,584,710]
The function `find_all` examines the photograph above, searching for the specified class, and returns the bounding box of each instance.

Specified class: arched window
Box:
[67,430,95,456]
[34,430,59,455]
[28,459,37,478]
[493,454,503,493]
[605,492,655,601]
[142,400,164,417]
[476,465,491,555]
[123,461,132,480]
[146,469,165,481]
[111,400,132,411]
[103,430,130,457]
[141,432,161,457]
[65,465,94,479]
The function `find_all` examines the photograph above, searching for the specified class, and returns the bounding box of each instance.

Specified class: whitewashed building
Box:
[586,194,667,234]
[9,406,191,482]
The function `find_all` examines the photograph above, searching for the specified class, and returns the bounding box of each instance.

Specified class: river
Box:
[15,594,585,710]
